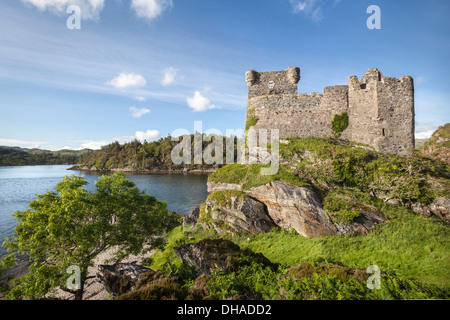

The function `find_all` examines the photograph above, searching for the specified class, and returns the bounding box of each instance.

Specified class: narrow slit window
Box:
[382,128,385,136]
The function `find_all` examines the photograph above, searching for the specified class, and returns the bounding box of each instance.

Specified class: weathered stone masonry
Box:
[245,66,415,155]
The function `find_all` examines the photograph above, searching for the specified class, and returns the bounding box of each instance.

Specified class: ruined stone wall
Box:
[245,67,415,156]
[347,69,415,155]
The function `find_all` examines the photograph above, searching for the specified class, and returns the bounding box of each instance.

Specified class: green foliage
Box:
[207,190,249,207]
[1,173,177,300]
[76,134,242,171]
[331,112,349,138]
[279,137,449,203]
[208,163,309,190]
[0,146,92,166]
[323,195,361,224]
[245,107,259,131]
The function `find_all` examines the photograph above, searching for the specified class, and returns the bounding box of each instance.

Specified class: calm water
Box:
[0,165,209,256]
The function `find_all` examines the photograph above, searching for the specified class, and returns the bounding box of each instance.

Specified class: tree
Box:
[1,173,179,300]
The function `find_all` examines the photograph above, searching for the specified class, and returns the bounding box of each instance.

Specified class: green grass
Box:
[207,190,249,207]
[150,203,450,288]
[208,163,309,190]
[245,107,259,131]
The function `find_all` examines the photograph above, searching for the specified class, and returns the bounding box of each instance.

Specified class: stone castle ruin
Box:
[245,66,415,155]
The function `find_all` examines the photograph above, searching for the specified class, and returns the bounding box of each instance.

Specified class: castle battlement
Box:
[245,67,415,155]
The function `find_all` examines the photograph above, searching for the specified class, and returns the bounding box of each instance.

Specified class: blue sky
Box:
[0,0,449,150]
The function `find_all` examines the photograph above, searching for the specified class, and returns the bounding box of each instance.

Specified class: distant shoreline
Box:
[67,166,217,174]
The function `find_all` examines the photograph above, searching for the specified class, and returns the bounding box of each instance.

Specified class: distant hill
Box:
[415,138,429,148]
[419,123,450,164]
[0,146,93,166]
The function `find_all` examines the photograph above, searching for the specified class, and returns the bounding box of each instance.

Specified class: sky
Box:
[0,0,449,150]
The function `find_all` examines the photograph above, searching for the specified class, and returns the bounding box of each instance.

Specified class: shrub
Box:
[331,112,349,138]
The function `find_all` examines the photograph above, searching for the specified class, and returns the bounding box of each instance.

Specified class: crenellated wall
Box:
[245,67,415,155]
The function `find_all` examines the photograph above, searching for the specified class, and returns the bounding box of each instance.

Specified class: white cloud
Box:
[186,91,217,112]
[415,76,426,84]
[79,130,161,150]
[161,67,178,86]
[130,0,173,20]
[129,106,151,118]
[134,96,146,102]
[135,129,161,141]
[289,0,324,21]
[21,0,105,20]
[415,121,438,139]
[106,72,147,89]
[0,138,48,149]
[415,130,435,140]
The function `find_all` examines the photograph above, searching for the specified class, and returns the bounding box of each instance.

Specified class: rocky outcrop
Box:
[204,180,387,237]
[246,181,337,238]
[333,199,386,235]
[183,207,200,226]
[207,182,241,193]
[428,197,450,222]
[201,192,276,234]
[173,239,275,275]
[97,263,153,297]
[411,197,450,222]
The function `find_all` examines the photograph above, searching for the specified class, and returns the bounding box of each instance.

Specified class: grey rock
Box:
[204,195,275,234]
[428,197,450,222]
[183,207,200,226]
[97,263,153,297]
[246,181,337,238]
[173,239,275,275]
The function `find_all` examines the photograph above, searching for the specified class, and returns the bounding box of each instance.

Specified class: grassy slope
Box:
[152,137,450,288]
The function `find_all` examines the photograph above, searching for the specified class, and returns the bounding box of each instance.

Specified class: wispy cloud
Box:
[0,138,48,149]
[415,76,426,84]
[186,91,217,112]
[417,105,444,113]
[131,0,173,21]
[79,129,161,149]
[161,67,179,86]
[129,106,151,118]
[134,96,146,102]
[289,0,325,21]
[106,72,147,89]
[21,0,105,20]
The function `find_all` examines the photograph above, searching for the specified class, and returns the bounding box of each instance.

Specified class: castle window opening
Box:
[382,128,385,136]
[360,83,367,89]
[268,81,275,89]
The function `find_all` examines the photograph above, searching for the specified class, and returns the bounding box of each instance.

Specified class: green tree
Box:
[1,173,178,300]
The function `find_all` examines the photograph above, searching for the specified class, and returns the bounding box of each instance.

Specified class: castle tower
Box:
[246,66,300,99]
[347,68,415,155]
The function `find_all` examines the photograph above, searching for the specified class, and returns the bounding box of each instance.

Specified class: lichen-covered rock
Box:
[428,197,450,222]
[97,263,153,297]
[332,199,386,235]
[207,182,242,193]
[246,181,337,238]
[201,191,275,234]
[183,207,200,226]
[173,239,275,275]
[411,202,433,218]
